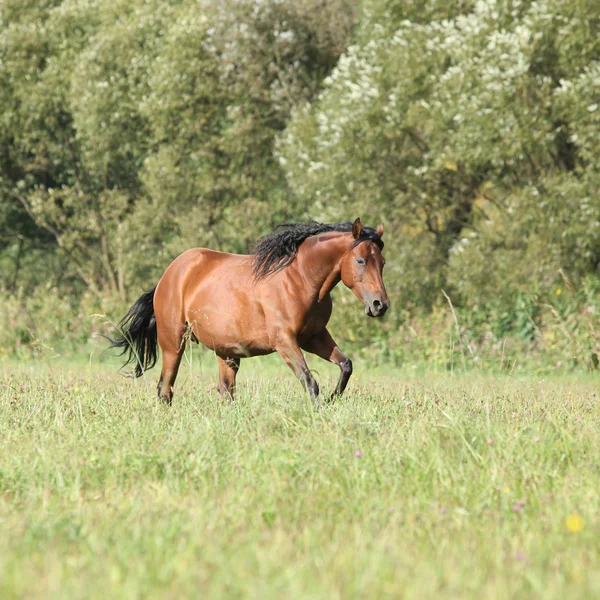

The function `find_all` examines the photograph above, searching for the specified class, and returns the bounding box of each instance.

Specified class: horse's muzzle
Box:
[365,299,389,318]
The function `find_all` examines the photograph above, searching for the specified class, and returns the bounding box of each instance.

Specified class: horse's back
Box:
[158,247,248,286]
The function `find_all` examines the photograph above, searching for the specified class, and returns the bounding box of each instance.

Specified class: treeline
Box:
[1,0,599,370]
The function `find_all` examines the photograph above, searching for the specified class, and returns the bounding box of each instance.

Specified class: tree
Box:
[278,0,600,314]
[0,0,356,297]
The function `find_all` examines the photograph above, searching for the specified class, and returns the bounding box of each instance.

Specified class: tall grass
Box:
[1,280,599,374]
[1,360,598,598]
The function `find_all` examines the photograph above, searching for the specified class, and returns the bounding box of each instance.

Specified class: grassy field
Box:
[1,356,599,599]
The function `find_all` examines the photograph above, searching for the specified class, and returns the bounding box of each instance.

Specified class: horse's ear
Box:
[376,223,384,237]
[352,218,362,239]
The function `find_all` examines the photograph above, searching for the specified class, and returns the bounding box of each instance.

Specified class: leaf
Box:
[443,161,458,171]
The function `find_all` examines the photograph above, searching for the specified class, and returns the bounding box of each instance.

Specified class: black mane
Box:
[252,221,383,280]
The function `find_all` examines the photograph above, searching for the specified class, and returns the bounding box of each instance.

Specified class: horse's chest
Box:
[297,298,332,340]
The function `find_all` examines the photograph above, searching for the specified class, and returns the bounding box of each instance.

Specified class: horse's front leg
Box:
[276,334,319,404]
[302,329,352,401]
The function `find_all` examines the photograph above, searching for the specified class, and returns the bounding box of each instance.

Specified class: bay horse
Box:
[111,218,389,405]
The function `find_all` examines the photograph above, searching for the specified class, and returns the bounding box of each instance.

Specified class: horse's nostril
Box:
[373,299,382,309]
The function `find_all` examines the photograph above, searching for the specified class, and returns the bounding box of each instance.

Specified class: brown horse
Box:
[111,218,389,405]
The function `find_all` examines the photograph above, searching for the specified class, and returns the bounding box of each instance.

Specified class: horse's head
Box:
[340,218,390,318]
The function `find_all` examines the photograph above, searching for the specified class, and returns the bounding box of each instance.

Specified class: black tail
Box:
[109,286,158,378]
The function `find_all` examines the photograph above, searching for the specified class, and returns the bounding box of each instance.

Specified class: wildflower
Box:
[503,487,511,494]
[487,438,493,444]
[556,288,562,295]
[354,451,362,458]
[565,514,583,532]
[515,550,529,563]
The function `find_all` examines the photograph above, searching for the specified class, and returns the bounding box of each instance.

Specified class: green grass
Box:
[1,358,599,599]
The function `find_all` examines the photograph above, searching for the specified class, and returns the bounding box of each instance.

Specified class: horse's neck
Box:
[296,233,349,302]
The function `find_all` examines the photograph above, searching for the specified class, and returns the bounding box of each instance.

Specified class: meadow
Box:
[1,354,599,599]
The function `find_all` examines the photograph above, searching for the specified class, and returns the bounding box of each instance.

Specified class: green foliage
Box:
[449,173,600,306]
[0,287,124,360]
[279,0,600,310]
[0,0,598,371]
[0,0,355,294]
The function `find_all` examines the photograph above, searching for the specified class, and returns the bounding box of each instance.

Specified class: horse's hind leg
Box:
[217,357,240,400]
[157,326,186,405]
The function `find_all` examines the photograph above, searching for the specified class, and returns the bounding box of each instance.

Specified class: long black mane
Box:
[253,221,383,280]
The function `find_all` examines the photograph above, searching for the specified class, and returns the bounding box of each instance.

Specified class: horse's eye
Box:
[356,257,366,266]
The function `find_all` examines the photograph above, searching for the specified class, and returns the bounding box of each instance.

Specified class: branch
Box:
[9,189,101,295]
[402,127,430,153]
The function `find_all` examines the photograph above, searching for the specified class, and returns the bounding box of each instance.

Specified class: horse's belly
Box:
[195,332,274,358]
[186,301,272,358]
